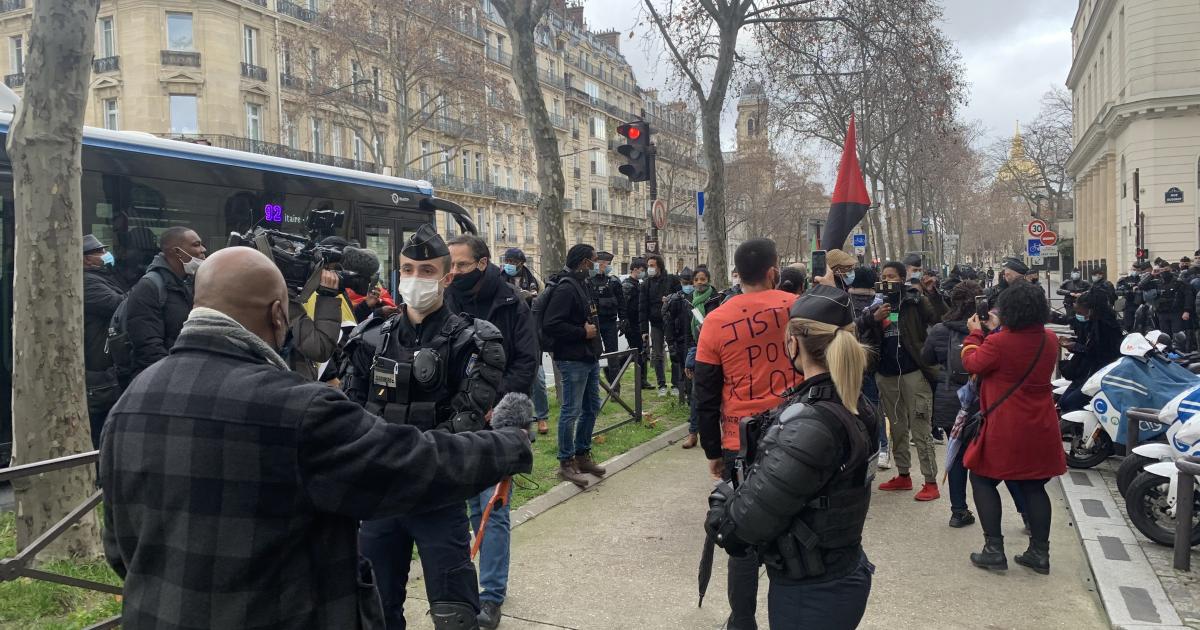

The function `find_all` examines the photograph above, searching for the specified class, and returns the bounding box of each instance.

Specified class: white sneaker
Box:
[670,386,679,396]
[877,451,893,470]
[657,386,668,397]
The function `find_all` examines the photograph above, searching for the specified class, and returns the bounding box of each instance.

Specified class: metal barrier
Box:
[1125,408,1167,455]
[1174,455,1200,572]
[0,450,121,630]
[593,347,646,438]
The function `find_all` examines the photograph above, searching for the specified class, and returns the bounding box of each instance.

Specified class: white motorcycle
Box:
[1123,403,1200,546]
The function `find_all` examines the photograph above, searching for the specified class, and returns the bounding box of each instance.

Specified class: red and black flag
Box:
[820,113,871,251]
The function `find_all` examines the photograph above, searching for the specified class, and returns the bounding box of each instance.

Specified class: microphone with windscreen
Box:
[490,393,536,443]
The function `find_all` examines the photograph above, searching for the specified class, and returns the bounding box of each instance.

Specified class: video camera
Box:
[875,280,919,308]
[227,209,380,301]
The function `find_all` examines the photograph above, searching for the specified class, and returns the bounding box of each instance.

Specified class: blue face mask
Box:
[100,252,115,267]
[844,271,856,286]
[683,285,695,295]
[503,263,518,277]
[910,272,921,282]
[1075,314,1088,322]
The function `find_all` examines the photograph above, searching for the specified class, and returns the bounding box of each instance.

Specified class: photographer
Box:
[705,283,878,629]
[863,261,945,501]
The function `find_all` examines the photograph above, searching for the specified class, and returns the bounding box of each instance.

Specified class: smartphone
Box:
[975,296,990,320]
[811,250,827,280]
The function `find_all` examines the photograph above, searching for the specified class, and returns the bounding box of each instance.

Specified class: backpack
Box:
[531,276,564,353]
[106,270,168,377]
[944,326,970,387]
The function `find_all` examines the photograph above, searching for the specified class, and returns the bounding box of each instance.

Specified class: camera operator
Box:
[286,267,343,380]
[862,261,945,501]
[340,225,510,629]
[99,246,532,630]
[705,283,879,629]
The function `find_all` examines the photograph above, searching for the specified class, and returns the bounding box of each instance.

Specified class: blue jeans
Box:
[556,360,601,461]
[468,482,512,605]
[530,359,549,420]
[862,373,887,450]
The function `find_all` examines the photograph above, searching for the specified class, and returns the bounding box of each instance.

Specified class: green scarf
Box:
[691,285,713,338]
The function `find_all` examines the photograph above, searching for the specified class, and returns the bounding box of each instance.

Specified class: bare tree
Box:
[490,0,567,273]
[988,87,1074,220]
[6,0,103,560]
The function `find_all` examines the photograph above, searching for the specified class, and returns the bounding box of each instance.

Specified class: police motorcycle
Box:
[1061,332,1198,470]
[1121,392,1200,546]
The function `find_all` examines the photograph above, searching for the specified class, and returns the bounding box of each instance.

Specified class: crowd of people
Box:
[82,220,1087,629]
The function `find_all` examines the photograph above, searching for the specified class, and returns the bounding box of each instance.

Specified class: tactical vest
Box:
[591,276,619,320]
[755,387,878,581]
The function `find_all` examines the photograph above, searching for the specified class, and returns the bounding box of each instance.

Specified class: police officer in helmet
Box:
[706,282,880,629]
[342,224,507,630]
[589,251,625,387]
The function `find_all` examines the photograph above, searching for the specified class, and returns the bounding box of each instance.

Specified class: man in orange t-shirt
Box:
[694,238,800,630]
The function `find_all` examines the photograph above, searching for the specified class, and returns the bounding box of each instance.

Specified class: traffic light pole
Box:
[649,145,658,245]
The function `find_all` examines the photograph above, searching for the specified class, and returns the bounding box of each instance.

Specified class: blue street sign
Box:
[1027,238,1042,257]
[852,234,867,247]
[697,191,705,216]
[907,229,925,235]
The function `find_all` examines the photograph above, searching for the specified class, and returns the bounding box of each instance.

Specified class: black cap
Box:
[596,251,614,262]
[789,285,854,327]
[401,224,449,261]
[1002,256,1029,275]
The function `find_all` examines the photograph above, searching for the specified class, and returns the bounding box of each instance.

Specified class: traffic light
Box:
[1137,248,1150,261]
[617,121,652,183]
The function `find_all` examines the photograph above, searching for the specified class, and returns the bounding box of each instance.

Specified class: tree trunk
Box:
[700,100,728,286]
[7,0,102,561]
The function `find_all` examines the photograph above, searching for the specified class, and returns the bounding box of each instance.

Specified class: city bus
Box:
[0,105,476,464]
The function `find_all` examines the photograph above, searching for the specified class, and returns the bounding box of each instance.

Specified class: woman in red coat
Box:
[962,281,1066,575]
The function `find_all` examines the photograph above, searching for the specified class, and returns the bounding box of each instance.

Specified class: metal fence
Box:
[1125,409,1200,571]
[592,348,645,437]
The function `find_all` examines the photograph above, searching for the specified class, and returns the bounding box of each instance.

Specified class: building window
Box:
[477,209,488,239]
[442,147,452,178]
[372,67,382,100]
[352,132,365,164]
[307,0,319,11]
[351,61,363,92]
[284,114,298,149]
[243,26,259,65]
[166,13,194,51]
[373,134,383,165]
[8,36,21,74]
[506,167,513,188]
[169,95,198,134]
[245,103,262,141]
[331,126,343,158]
[98,17,116,58]
[421,141,432,173]
[311,118,323,154]
[462,153,470,180]
[508,215,515,239]
[308,47,319,78]
[523,216,531,241]
[475,153,484,181]
[102,98,119,130]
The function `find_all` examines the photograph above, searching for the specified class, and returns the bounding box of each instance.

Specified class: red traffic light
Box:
[626,126,641,140]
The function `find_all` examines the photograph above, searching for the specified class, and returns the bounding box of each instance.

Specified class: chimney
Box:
[643,88,658,102]
[595,30,621,52]
[566,6,585,29]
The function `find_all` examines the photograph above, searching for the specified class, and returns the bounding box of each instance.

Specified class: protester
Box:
[1058,288,1123,413]
[706,283,878,630]
[446,234,538,629]
[848,266,889,469]
[83,234,126,449]
[589,251,626,387]
[640,253,682,396]
[125,226,205,380]
[778,265,807,295]
[962,281,1065,574]
[921,281,982,526]
[100,246,532,630]
[662,267,695,405]
[544,244,606,488]
[695,238,802,630]
[828,249,857,291]
[984,257,1029,306]
[678,267,715,448]
[862,261,946,501]
[348,284,398,322]
[341,225,509,629]
[502,247,550,434]
[622,257,652,390]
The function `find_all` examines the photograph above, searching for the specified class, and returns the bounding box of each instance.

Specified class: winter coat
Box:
[125,254,193,379]
[961,325,1067,480]
[287,294,343,381]
[662,290,697,358]
[639,273,682,331]
[101,318,532,630]
[621,276,641,337]
[543,270,601,363]
[922,319,972,430]
[84,266,127,373]
[446,264,538,395]
[1061,310,1122,382]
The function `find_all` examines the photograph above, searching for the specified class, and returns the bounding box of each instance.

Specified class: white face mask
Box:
[647,267,659,278]
[176,248,203,276]
[398,276,443,313]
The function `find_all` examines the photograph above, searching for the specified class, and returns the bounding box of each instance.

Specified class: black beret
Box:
[596,251,614,262]
[789,285,854,327]
[1002,256,1029,275]
[401,223,448,261]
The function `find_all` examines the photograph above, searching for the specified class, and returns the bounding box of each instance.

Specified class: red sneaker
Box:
[878,476,913,491]
[914,482,941,501]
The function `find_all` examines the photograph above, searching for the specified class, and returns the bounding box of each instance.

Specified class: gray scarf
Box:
[181,307,288,371]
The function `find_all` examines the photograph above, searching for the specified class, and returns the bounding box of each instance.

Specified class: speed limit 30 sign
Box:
[1027,219,1048,238]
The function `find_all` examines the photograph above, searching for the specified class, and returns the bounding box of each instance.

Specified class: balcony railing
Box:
[280,72,307,90]
[496,186,539,206]
[610,176,631,192]
[92,56,120,74]
[3,72,23,88]
[161,50,201,67]
[0,0,25,13]
[164,134,377,174]
[346,91,389,114]
[277,0,317,22]
[538,66,564,90]
[247,0,267,6]
[485,46,512,67]
[549,112,567,130]
[241,62,268,82]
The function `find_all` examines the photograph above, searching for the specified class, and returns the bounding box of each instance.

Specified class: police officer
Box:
[1057,267,1092,315]
[622,257,651,390]
[706,283,880,629]
[589,251,625,386]
[342,224,507,630]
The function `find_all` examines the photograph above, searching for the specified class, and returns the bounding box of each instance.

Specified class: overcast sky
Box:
[584,1,1077,153]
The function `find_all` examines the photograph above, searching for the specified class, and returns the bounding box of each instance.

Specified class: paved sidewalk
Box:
[404,440,1107,629]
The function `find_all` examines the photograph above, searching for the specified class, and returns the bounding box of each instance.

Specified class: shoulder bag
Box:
[959,330,1047,446]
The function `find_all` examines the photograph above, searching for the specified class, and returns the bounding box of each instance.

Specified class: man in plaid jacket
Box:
[99,247,533,630]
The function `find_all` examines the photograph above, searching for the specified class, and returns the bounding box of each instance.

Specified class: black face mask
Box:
[452,267,483,290]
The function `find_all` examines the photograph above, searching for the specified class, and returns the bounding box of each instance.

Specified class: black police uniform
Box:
[341,225,506,630]
[707,286,880,630]
[589,266,625,384]
[621,268,649,388]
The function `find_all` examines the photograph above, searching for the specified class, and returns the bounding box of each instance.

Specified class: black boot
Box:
[969,536,1008,571]
[949,509,976,528]
[1015,539,1050,575]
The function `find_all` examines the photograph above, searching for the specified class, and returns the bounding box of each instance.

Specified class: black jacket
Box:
[543,270,601,363]
[101,322,531,630]
[662,290,697,358]
[860,290,946,383]
[126,254,193,378]
[1063,309,1123,381]
[621,276,642,335]
[639,273,682,331]
[447,264,538,395]
[1155,277,1194,315]
[503,266,541,306]
[589,273,625,322]
[84,266,127,373]
[922,319,971,430]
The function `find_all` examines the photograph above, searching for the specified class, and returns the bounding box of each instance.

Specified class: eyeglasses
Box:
[452,259,481,272]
